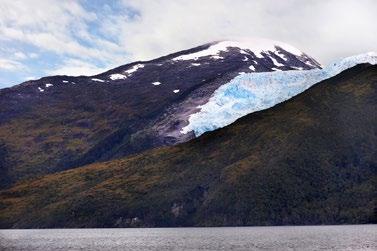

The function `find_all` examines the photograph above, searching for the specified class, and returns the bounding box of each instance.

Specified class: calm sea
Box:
[0,225,376,251]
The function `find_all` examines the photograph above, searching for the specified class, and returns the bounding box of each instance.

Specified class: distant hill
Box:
[0,64,375,228]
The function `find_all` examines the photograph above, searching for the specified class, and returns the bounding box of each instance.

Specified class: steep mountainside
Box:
[0,38,320,186]
[0,64,375,228]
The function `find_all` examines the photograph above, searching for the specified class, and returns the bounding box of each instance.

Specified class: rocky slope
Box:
[0,64,375,228]
[0,38,320,186]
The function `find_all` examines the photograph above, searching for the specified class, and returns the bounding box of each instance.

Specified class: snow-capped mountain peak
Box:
[174,38,304,60]
[171,38,321,71]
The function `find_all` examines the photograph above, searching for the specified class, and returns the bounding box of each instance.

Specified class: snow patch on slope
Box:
[108,64,144,80]
[181,52,377,136]
[110,73,127,80]
[270,57,284,67]
[91,78,105,82]
[276,51,288,61]
[125,64,144,75]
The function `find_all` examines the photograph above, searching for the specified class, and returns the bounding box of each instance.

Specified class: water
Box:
[0,225,376,251]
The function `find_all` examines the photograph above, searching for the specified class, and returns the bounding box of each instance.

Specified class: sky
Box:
[0,0,376,88]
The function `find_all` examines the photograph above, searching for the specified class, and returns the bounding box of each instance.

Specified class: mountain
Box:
[0,64,375,228]
[0,38,320,186]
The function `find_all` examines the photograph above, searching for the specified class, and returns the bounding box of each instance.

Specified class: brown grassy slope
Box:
[0,64,376,228]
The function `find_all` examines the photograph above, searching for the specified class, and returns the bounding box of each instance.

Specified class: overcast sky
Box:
[0,0,376,88]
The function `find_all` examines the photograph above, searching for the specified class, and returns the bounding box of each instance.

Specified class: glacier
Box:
[181,52,377,136]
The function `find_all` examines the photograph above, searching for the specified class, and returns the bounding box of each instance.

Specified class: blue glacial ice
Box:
[181,52,377,136]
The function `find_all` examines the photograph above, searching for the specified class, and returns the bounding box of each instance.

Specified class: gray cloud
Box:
[120,0,377,64]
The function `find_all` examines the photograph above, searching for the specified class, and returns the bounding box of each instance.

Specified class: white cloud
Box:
[12,51,39,61]
[14,52,27,60]
[116,0,377,64]
[0,0,126,64]
[47,58,108,76]
[25,76,36,80]
[29,53,39,59]
[0,58,26,71]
